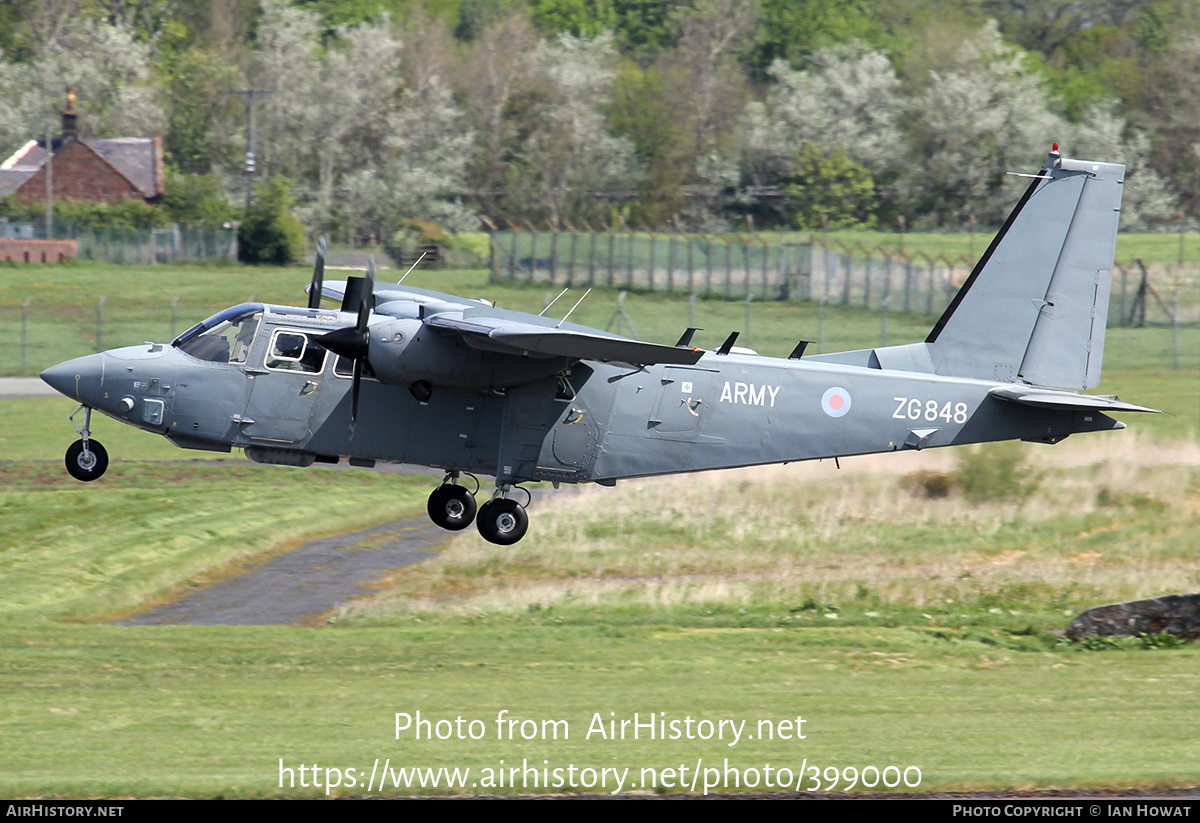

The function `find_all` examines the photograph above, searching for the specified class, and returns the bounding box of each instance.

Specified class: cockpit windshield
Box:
[173,303,264,364]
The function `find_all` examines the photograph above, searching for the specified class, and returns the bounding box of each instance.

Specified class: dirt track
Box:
[118,515,452,626]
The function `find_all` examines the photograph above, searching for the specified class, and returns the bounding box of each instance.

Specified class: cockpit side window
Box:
[266,329,327,373]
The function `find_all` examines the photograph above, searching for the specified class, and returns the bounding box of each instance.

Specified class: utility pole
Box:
[230,89,273,210]
[44,124,52,239]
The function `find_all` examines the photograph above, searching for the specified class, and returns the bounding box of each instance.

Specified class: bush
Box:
[955,443,1041,504]
[237,177,305,265]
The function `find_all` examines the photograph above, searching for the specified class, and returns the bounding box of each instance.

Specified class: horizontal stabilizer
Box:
[425,314,704,366]
[989,386,1160,413]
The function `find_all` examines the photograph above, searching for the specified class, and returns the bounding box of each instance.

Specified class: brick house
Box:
[0,91,164,205]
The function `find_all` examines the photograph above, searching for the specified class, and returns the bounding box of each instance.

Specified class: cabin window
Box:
[266,329,326,373]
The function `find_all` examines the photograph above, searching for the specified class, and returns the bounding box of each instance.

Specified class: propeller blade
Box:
[308,236,326,310]
[349,358,361,436]
[358,257,375,332]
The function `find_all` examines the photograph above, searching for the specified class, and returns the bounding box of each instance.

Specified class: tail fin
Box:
[922,151,1125,389]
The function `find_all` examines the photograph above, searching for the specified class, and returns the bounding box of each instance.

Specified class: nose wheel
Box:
[64,406,108,481]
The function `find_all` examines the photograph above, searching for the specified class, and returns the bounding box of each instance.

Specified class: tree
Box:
[503,32,640,226]
[904,21,1065,226]
[238,175,304,264]
[783,142,877,228]
[0,16,163,152]
[160,46,240,174]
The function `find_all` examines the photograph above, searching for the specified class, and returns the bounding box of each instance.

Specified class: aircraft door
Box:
[647,367,716,440]
[241,326,327,445]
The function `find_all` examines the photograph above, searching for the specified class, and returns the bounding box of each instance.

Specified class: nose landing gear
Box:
[65,406,108,482]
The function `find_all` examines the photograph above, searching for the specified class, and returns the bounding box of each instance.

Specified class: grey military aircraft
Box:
[41,148,1158,545]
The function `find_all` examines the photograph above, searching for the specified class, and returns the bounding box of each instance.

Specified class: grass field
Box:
[2,261,1198,378]
[2,260,1199,797]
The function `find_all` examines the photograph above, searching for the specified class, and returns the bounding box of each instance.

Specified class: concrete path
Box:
[0,377,56,398]
[119,516,450,626]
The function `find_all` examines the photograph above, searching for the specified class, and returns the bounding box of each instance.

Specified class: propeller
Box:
[316,256,375,434]
[308,236,326,310]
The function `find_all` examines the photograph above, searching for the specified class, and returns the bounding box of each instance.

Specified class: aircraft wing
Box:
[989,386,1161,413]
[424,313,705,366]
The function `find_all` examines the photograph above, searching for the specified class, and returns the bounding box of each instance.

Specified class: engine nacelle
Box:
[366,318,570,391]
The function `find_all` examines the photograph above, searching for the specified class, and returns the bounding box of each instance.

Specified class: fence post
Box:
[667,235,676,293]
[529,229,539,280]
[744,293,754,347]
[648,232,657,291]
[705,236,714,296]
[691,235,700,296]
[817,296,827,353]
[567,230,578,286]
[903,255,913,313]
[626,230,635,288]
[761,236,770,298]
[689,292,697,328]
[171,296,180,340]
[739,237,748,298]
[863,251,872,309]
[549,229,559,284]
[507,230,518,280]
[21,297,30,375]
[607,229,617,289]
[880,295,889,347]
[725,237,733,297]
[587,230,597,287]
[96,296,105,352]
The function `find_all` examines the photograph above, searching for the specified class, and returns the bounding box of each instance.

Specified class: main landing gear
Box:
[425,472,530,545]
[64,406,108,482]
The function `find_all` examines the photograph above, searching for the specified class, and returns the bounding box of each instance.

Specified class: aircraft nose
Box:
[40,354,104,404]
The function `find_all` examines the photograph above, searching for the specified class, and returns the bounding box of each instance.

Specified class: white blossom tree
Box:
[0,18,163,152]
[904,21,1065,225]
[252,0,475,238]
[505,33,640,227]
[1069,103,1176,229]
[743,44,906,184]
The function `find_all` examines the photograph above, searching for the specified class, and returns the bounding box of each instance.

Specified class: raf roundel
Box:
[821,387,852,418]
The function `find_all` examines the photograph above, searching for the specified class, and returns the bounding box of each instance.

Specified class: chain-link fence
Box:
[490,230,812,299]
[1,218,237,264]
[492,230,1200,330]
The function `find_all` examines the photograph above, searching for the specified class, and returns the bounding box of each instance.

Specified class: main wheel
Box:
[476,498,528,545]
[427,484,478,530]
[65,439,108,482]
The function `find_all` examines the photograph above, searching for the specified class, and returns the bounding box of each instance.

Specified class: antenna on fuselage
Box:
[397,251,428,285]
[539,287,570,317]
[556,288,592,328]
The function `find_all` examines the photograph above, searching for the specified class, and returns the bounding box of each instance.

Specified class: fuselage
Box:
[40,300,1124,486]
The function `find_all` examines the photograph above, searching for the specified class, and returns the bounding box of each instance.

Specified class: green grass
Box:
[0,461,430,622]
[2,261,1197,379]
[803,229,1200,269]
[2,412,1199,796]
[2,257,1199,796]
[1,622,1197,797]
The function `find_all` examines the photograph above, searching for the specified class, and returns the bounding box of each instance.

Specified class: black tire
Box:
[476,498,528,545]
[427,483,478,531]
[65,439,108,482]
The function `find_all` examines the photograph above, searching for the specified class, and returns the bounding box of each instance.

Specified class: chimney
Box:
[61,88,77,138]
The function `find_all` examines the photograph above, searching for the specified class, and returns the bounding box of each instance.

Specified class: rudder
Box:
[924,151,1125,389]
